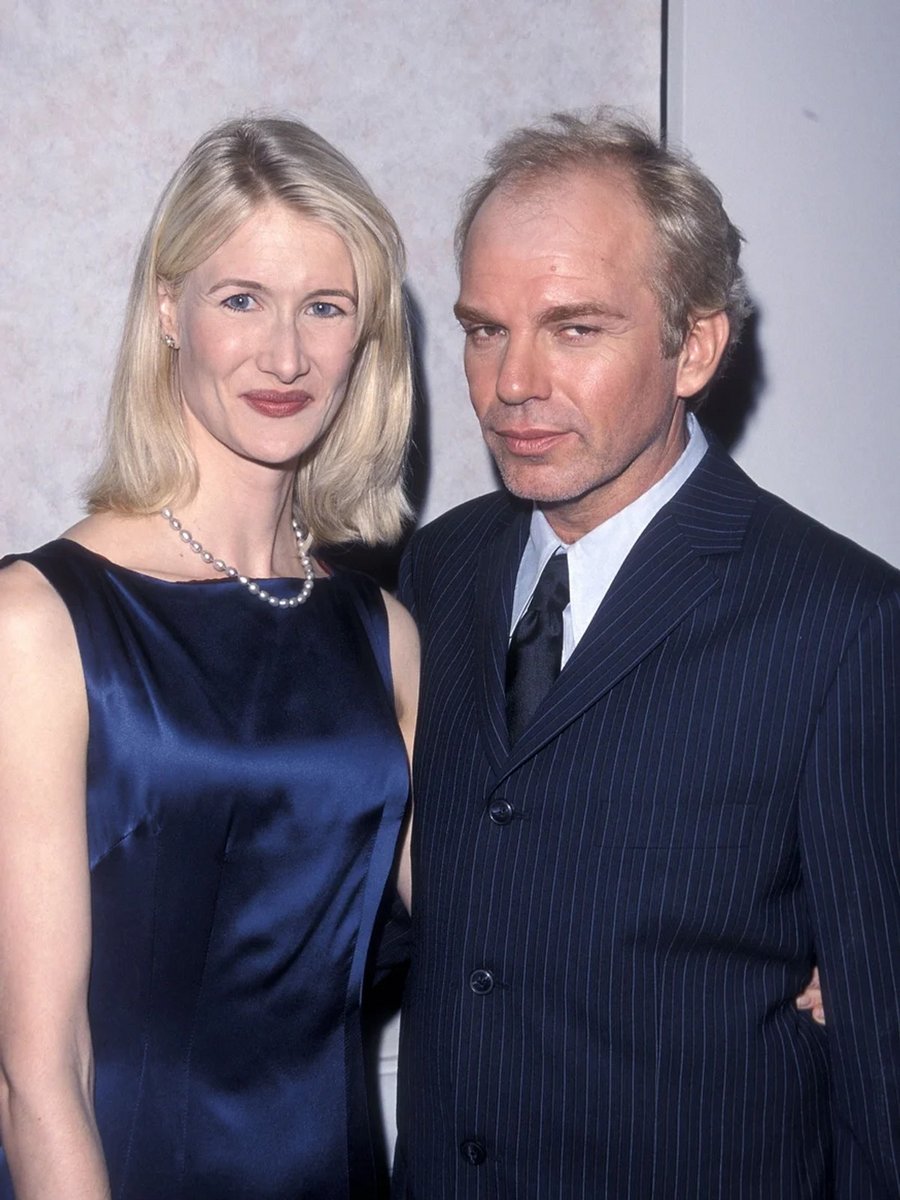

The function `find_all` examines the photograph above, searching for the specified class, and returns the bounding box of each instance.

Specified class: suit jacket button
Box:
[460,1139,487,1166]
[488,798,514,825]
[469,968,495,994]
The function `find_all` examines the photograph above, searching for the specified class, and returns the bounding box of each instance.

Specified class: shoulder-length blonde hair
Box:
[87,117,412,545]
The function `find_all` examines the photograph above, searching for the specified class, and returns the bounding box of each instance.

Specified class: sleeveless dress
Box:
[0,539,410,1200]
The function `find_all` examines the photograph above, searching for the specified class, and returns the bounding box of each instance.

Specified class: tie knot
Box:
[529,551,569,614]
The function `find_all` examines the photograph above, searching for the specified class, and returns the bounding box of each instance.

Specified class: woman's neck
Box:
[168,468,301,580]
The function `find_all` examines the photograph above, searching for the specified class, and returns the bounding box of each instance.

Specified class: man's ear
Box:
[675,310,730,399]
[157,281,179,345]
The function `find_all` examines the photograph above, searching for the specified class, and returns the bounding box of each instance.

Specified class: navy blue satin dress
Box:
[0,539,410,1199]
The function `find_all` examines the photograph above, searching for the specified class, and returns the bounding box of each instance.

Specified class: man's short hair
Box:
[456,108,751,376]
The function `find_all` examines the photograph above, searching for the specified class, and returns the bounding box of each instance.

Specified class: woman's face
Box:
[158,202,359,473]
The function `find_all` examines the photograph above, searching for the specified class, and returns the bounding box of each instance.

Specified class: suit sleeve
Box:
[799,586,900,1197]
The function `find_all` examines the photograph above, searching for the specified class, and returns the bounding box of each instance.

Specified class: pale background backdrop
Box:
[1,0,660,1157]
[0,0,659,551]
[2,0,897,1164]
[669,0,899,566]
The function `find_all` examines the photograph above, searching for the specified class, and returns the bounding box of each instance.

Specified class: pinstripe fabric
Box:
[394,443,900,1199]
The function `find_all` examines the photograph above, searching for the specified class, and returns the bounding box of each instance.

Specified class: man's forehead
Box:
[473,163,643,230]
[460,165,653,288]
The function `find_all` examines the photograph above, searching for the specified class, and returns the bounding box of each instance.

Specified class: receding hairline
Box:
[458,162,664,301]
[459,160,655,255]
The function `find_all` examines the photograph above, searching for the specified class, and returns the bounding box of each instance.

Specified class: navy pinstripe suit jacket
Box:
[394,442,900,1199]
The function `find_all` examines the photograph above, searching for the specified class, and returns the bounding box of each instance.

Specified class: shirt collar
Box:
[512,414,708,644]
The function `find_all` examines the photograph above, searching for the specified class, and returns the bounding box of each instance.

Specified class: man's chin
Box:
[495,459,584,507]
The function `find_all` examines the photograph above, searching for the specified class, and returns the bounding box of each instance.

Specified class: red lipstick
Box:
[241,390,313,418]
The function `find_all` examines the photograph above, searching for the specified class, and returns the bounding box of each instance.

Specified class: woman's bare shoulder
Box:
[0,558,79,669]
[0,556,67,614]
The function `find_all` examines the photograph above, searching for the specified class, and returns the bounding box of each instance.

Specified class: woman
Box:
[0,117,417,1199]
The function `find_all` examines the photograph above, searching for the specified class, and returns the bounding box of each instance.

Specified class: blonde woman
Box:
[0,118,417,1199]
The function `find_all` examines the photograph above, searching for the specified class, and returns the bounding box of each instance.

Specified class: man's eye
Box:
[222,294,254,312]
[465,325,501,341]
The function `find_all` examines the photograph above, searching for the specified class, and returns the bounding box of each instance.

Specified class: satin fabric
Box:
[0,539,409,1199]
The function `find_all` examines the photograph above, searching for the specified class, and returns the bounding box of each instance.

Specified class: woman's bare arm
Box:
[0,563,110,1198]
[383,591,419,913]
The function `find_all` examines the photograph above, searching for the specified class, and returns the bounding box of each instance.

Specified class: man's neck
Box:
[539,413,693,544]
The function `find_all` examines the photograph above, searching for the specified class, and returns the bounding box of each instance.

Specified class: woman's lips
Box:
[241,390,313,418]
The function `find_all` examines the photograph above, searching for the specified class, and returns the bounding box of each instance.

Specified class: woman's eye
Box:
[222,293,255,312]
[308,301,343,317]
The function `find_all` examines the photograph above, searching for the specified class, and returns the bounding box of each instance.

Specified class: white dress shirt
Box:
[510,414,708,666]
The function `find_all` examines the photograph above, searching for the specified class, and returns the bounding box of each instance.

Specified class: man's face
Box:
[456,168,713,541]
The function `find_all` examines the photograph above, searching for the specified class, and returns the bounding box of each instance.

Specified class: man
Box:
[394,111,899,1197]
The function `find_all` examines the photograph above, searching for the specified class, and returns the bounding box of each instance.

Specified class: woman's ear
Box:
[157,282,179,347]
[675,310,730,399]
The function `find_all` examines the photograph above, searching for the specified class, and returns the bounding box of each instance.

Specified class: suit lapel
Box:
[474,504,530,775]
[499,444,760,776]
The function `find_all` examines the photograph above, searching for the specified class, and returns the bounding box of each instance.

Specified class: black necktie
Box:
[506,551,570,743]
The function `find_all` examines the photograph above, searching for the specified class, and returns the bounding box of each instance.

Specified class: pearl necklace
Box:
[160,508,315,608]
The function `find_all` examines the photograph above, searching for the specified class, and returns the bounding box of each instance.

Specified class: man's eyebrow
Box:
[453,303,495,324]
[538,301,627,324]
[452,300,628,325]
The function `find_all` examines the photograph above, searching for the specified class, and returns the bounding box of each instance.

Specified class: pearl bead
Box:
[160,510,315,609]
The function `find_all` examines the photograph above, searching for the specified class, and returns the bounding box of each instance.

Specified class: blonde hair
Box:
[87,117,412,545]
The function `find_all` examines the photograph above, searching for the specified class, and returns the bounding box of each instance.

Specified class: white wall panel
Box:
[668,0,899,565]
[1,0,661,1158]
[1,1,660,549]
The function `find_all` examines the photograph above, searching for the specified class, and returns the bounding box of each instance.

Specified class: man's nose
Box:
[496,335,550,405]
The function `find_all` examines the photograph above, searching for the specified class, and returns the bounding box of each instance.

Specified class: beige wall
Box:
[1,1,660,550]
[1,0,661,1155]
[668,0,899,566]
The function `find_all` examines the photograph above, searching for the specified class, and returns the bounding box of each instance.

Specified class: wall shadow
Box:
[699,307,765,452]
[322,286,431,591]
